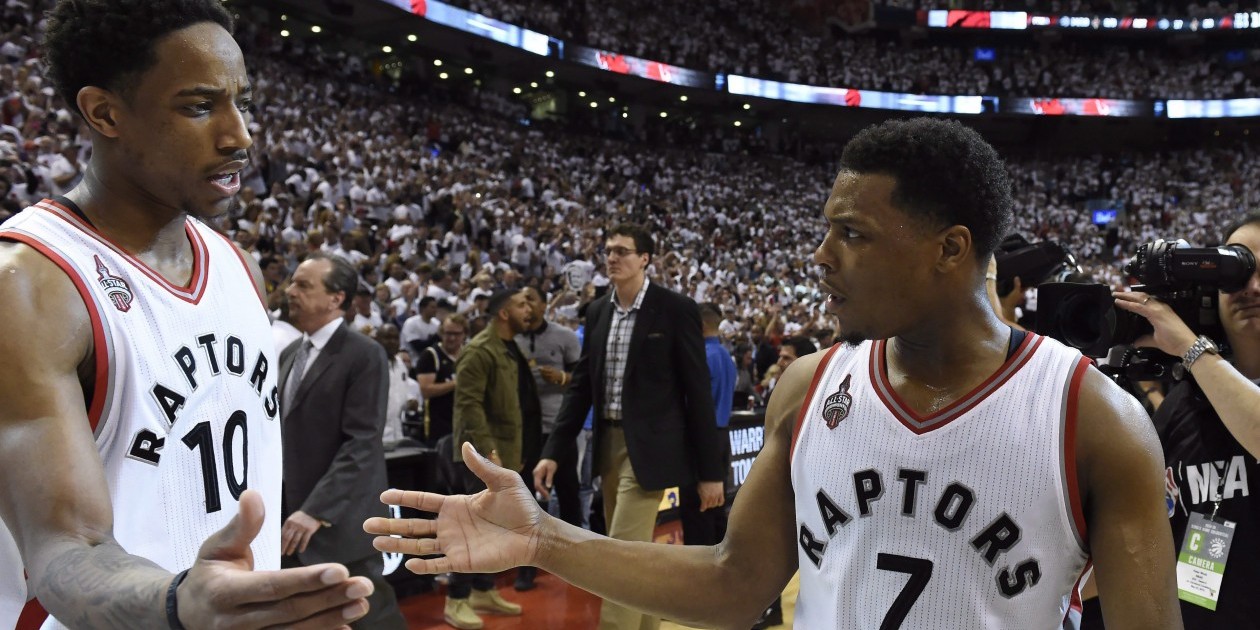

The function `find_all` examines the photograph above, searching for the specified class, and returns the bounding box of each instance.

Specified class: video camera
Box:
[994,234,1082,296]
[1035,239,1256,376]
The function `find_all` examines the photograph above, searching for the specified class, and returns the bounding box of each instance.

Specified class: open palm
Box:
[366,442,545,575]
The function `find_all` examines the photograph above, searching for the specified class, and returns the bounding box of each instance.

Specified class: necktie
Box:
[284,339,313,416]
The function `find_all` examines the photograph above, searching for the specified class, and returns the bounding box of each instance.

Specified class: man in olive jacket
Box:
[453,289,538,473]
[445,288,537,628]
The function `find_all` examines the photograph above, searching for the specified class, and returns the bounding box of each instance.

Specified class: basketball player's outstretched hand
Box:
[366,442,545,576]
[178,489,374,629]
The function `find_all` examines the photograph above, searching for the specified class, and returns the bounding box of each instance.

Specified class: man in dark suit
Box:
[280,253,407,629]
[535,224,726,630]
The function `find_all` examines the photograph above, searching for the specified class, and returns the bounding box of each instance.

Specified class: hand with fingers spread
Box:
[1113,290,1199,357]
[179,490,373,629]
[364,442,545,576]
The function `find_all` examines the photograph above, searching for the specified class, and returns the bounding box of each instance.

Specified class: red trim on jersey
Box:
[789,343,843,463]
[1064,356,1092,547]
[35,199,211,305]
[869,333,1044,435]
[2,233,111,432]
[1063,561,1093,626]
[211,228,266,307]
[16,598,48,630]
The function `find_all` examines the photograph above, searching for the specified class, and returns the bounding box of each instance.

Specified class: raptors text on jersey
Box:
[790,334,1092,629]
[0,199,282,630]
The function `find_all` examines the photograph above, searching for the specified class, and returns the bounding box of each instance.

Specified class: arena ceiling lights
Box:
[377,0,1260,119]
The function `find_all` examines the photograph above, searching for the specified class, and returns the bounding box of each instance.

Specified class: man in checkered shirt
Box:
[534,223,727,630]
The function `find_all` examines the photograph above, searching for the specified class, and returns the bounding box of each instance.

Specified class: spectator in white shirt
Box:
[401,296,441,359]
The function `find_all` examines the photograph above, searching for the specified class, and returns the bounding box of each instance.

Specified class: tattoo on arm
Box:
[33,540,171,629]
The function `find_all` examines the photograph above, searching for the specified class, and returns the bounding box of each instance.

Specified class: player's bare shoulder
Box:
[0,240,93,369]
[1073,364,1166,508]
[763,350,830,435]
[1075,365,1162,462]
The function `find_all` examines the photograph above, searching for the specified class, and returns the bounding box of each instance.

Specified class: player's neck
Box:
[67,163,191,262]
[887,301,1012,390]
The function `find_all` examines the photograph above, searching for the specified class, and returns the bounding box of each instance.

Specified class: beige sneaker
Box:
[469,588,523,615]
[443,597,484,629]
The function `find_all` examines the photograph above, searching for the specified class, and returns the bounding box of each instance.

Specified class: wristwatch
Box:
[1181,335,1220,369]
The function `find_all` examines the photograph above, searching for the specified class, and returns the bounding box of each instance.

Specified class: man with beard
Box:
[443,289,536,628]
[515,286,582,590]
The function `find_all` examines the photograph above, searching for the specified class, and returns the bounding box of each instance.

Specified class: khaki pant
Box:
[597,427,664,630]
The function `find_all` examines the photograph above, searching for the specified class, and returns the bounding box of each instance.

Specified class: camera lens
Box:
[1057,292,1110,350]
[1216,243,1257,293]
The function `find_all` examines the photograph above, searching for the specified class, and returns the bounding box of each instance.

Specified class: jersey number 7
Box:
[877,553,934,630]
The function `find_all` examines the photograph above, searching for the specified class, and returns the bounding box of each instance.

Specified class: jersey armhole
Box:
[1,233,111,435]
[16,597,48,630]
[789,343,843,464]
[1063,356,1093,552]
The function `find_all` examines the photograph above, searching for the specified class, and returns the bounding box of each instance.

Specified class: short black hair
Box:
[306,252,356,311]
[418,296,437,309]
[699,302,723,327]
[607,223,656,261]
[1223,211,1260,243]
[839,118,1012,261]
[43,0,235,119]
[486,289,518,318]
[784,336,818,358]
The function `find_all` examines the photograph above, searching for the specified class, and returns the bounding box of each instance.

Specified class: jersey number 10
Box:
[183,410,249,513]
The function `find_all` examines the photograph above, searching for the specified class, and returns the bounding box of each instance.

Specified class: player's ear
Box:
[77,87,122,139]
[936,225,973,273]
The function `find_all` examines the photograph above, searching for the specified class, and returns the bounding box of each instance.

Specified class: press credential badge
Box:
[1176,512,1236,610]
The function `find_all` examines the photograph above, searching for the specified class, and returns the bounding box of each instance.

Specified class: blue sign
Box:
[1092,209,1119,225]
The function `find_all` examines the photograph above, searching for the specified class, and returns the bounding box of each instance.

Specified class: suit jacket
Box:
[542,282,725,490]
[279,322,391,565]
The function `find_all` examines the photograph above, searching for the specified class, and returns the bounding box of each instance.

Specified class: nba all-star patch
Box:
[94,255,134,312]
[822,374,853,429]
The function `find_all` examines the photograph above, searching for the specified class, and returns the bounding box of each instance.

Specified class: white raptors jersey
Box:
[0,199,282,630]
[791,333,1092,629]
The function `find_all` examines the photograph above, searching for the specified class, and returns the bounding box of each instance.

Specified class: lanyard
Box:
[1210,460,1229,521]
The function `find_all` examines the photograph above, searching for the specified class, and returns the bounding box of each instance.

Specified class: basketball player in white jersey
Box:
[0,1,372,628]
[366,118,1182,628]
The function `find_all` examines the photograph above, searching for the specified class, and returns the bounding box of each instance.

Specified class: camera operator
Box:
[1113,212,1260,629]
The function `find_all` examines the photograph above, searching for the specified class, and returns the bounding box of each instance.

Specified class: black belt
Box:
[605,418,623,428]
